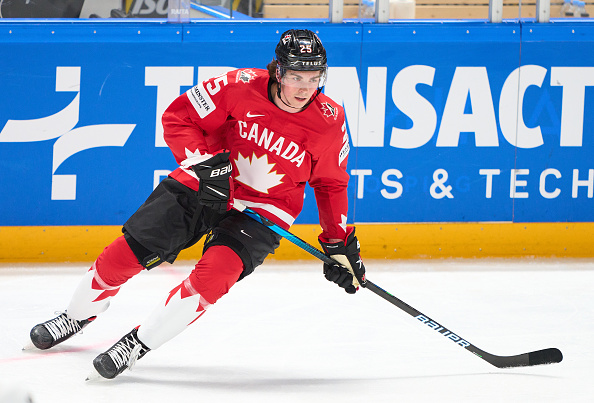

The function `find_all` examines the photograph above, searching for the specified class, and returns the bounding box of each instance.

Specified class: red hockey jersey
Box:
[162,68,350,241]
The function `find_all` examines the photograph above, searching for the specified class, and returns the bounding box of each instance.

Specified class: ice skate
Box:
[29,313,95,350]
[92,328,150,379]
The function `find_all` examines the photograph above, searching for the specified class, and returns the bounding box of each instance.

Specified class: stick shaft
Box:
[238,206,562,368]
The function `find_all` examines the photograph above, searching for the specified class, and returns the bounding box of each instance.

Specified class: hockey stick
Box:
[234,202,563,368]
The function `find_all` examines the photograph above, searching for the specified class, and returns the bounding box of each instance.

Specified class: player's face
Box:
[278,70,323,111]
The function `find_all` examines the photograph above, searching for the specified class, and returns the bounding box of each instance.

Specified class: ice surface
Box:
[0,259,592,402]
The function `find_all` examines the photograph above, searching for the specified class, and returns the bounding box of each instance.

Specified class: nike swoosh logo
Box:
[205,185,226,198]
[240,229,252,238]
[246,112,265,118]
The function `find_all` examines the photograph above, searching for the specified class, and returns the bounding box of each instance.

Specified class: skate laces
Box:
[106,334,145,371]
[44,312,83,341]
[128,344,143,369]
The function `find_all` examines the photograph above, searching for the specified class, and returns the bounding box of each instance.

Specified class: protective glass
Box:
[279,69,327,89]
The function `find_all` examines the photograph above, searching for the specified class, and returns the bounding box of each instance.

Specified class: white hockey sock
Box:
[66,264,120,321]
[137,278,211,350]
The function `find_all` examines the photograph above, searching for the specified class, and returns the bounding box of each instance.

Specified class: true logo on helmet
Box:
[321,102,337,120]
[282,34,292,45]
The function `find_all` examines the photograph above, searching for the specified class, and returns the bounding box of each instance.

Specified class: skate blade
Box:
[22,341,37,351]
[85,368,103,382]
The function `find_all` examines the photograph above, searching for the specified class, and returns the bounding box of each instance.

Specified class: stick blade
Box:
[529,348,563,366]
[484,347,563,368]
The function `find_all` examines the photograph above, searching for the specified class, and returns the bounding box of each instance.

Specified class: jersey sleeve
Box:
[162,71,235,168]
[310,115,351,242]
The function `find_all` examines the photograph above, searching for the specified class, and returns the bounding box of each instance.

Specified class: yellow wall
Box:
[1,222,593,263]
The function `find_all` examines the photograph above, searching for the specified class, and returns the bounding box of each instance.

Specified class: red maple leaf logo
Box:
[91,277,120,302]
[321,102,337,120]
[164,282,210,326]
[237,69,255,84]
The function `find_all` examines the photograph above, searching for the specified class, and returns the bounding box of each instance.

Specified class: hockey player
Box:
[29,29,366,380]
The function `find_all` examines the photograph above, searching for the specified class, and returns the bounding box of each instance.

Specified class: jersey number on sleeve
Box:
[206,74,229,96]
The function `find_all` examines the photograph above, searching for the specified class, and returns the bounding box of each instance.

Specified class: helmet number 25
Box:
[300,44,312,53]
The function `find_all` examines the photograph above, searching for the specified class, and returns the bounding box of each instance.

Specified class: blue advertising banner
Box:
[511,22,594,222]
[0,20,593,226]
[347,22,521,223]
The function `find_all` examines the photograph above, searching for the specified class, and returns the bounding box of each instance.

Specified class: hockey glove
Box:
[191,152,233,214]
[319,227,366,294]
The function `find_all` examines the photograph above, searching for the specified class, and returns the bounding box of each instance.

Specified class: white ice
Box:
[1,259,592,403]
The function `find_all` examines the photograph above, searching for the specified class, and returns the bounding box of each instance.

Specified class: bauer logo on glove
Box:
[208,163,232,178]
[191,151,234,214]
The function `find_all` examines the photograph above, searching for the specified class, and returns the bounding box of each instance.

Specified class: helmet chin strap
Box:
[276,83,303,110]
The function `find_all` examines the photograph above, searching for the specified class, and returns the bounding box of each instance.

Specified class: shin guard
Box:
[137,246,244,349]
[66,265,121,321]
[137,278,212,350]
[67,236,144,320]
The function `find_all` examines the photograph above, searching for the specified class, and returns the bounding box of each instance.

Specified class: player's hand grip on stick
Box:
[319,227,366,294]
[191,152,233,214]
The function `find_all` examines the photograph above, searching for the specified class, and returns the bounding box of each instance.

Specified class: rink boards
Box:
[1,222,593,261]
[0,19,593,260]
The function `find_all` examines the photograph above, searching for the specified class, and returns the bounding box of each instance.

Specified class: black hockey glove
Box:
[319,227,366,294]
[191,152,233,214]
